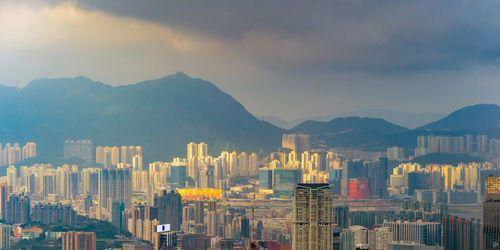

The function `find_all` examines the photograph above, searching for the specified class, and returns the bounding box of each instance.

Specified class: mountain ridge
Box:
[417,104,500,131]
[0,73,284,162]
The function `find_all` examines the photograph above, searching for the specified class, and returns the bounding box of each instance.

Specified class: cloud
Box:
[68,0,500,73]
[2,0,500,120]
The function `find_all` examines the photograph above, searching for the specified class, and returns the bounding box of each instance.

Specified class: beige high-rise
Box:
[292,183,334,250]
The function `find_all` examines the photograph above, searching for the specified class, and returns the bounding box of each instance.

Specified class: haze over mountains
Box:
[0,73,499,163]
[0,73,284,162]
[262,110,444,130]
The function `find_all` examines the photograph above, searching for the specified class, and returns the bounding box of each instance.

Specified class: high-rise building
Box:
[81,168,99,196]
[334,206,349,229]
[198,142,208,159]
[96,146,120,167]
[62,231,96,250]
[169,164,187,189]
[483,175,500,249]
[341,160,364,199]
[387,146,405,161]
[6,166,16,192]
[7,146,21,166]
[292,183,334,250]
[155,190,182,231]
[366,158,389,199]
[187,142,198,160]
[347,178,370,200]
[443,215,482,250]
[259,168,273,189]
[194,199,205,230]
[273,168,301,197]
[21,142,36,161]
[207,200,219,236]
[98,167,132,210]
[282,134,311,153]
[0,224,10,249]
[340,229,354,250]
[0,184,8,220]
[120,146,142,165]
[367,227,390,250]
[64,140,93,162]
[132,155,143,171]
[112,202,125,231]
[31,203,77,226]
[5,193,30,224]
[236,152,248,177]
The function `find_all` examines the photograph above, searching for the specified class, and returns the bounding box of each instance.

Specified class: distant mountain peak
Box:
[0,74,283,161]
[418,104,500,131]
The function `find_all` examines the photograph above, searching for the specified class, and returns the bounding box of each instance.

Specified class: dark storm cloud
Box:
[70,0,500,73]
[3,0,500,120]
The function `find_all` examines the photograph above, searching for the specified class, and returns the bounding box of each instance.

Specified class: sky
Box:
[2,0,500,121]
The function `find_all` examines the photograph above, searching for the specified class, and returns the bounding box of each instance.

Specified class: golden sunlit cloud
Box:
[0,2,208,53]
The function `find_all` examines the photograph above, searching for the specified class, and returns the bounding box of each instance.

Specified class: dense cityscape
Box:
[0,132,496,249]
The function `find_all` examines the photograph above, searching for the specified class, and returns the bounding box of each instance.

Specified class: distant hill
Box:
[292,117,409,149]
[259,115,295,130]
[410,153,484,166]
[293,117,408,134]
[0,73,284,162]
[261,109,443,130]
[418,104,500,131]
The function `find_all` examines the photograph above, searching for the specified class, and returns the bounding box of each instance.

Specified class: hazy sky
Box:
[2,0,500,120]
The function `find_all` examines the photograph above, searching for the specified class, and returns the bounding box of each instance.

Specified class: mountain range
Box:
[0,73,283,162]
[0,73,499,163]
[261,109,443,129]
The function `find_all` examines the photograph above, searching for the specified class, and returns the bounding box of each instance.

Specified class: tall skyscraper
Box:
[6,166,16,192]
[0,184,8,220]
[112,202,125,231]
[21,142,36,160]
[187,142,198,160]
[198,142,208,159]
[0,224,10,249]
[483,175,500,249]
[292,183,334,250]
[155,190,182,231]
[96,146,120,167]
[207,200,219,236]
[194,198,205,229]
[98,168,132,210]
[5,193,30,224]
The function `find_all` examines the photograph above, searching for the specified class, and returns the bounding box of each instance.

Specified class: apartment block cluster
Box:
[389,162,496,204]
[0,142,36,166]
[0,135,498,249]
[415,134,500,157]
